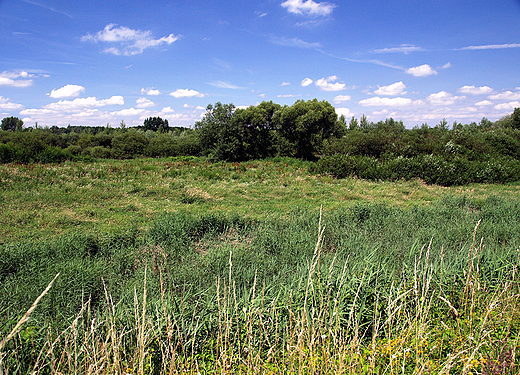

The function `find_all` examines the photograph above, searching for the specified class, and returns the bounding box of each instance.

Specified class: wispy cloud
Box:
[458,43,520,50]
[488,91,520,101]
[21,0,73,18]
[333,95,351,103]
[209,81,244,89]
[82,24,180,56]
[136,98,155,108]
[281,0,336,17]
[270,36,321,49]
[141,88,161,96]
[372,44,423,54]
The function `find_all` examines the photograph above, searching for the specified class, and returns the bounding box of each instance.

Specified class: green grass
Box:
[1,158,520,374]
[1,157,519,244]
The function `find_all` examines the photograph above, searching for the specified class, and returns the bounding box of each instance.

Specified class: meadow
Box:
[1,157,519,374]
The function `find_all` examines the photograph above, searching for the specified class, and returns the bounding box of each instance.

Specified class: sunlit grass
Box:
[1,157,519,244]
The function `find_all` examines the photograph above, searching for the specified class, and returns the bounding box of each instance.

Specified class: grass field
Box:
[1,156,519,244]
[1,157,519,374]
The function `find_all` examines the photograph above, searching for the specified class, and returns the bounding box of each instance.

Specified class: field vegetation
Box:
[1,158,519,374]
[1,103,520,373]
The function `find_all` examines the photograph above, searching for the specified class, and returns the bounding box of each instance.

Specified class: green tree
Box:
[274,99,337,160]
[195,102,244,161]
[234,101,281,159]
[1,116,23,131]
[512,107,520,130]
[143,117,169,132]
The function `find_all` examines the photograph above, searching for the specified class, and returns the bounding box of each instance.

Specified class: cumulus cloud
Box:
[281,0,336,17]
[0,71,33,87]
[458,85,493,95]
[405,64,438,77]
[136,97,155,108]
[169,89,205,98]
[49,84,85,98]
[301,78,313,87]
[488,91,520,101]
[315,76,345,91]
[335,107,351,117]
[0,96,23,110]
[374,81,406,96]
[359,97,423,107]
[494,101,520,110]
[111,107,145,116]
[427,91,465,105]
[333,95,351,103]
[475,100,493,106]
[82,24,180,56]
[278,94,301,98]
[141,88,161,96]
[45,96,124,111]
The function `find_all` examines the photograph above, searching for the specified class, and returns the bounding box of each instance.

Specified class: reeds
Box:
[1,211,518,375]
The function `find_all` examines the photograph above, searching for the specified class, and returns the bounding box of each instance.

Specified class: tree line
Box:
[2,100,520,185]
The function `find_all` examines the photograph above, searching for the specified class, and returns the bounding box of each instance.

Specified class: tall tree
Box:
[273,99,337,160]
[195,102,244,161]
[1,116,23,131]
[143,117,169,132]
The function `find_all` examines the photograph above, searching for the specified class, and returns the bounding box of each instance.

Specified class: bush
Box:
[112,130,149,158]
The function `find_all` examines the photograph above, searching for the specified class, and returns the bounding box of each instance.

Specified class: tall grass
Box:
[1,199,519,373]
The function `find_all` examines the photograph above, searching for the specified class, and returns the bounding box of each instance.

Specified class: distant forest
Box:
[2,99,520,186]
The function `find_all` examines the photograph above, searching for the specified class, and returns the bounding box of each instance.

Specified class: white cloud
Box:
[372,44,422,54]
[136,97,155,108]
[335,107,351,117]
[281,82,291,86]
[0,71,33,87]
[315,76,345,91]
[0,96,23,110]
[20,108,55,116]
[488,91,520,101]
[475,100,493,106]
[494,101,520,111]
[278,94,301,98]
[141,88,161,96]
[169,89,205,98]
[45,96,124,111]
[459,43,520,51]
[374,81,406,96]
[427,91,465,105]
[359,97,423,107]
[82,24,180,56]
[209,81,243,89]
[49,84,85,98]
[457,85,493,95]
[111,107,145,116]
[405,64,438,77]
[281,0,336,17]
[301,78,313,87]
[270,36,321,49]
[333,95,351,103]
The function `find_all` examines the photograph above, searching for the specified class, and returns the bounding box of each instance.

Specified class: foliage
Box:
[143,116,169,132]
[1,116,23,132]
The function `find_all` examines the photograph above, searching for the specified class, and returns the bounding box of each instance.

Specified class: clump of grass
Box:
[1,207,519,374]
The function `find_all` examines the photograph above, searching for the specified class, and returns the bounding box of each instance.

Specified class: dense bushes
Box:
[311,153,520,186]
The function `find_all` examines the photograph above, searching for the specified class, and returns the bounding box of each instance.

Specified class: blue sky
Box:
[1,0,520,128]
